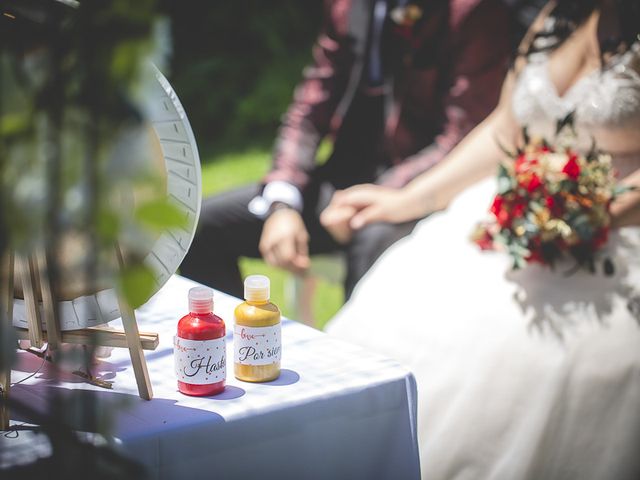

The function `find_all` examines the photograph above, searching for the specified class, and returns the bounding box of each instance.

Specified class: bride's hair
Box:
[526,0,640,58]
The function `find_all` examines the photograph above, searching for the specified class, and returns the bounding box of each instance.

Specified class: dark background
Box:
[161,0,543,158]
[161,0,323,155]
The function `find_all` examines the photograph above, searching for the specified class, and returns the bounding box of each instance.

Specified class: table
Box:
[8,275,420,479]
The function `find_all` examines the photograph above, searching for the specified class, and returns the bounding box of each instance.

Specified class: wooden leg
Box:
[35,250,60,353]
[0,368,9,430]
[115,246,153,400]
[17,255,44,349]
[118,300,153,400]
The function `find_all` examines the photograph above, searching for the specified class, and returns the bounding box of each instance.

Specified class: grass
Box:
[198,147,344,330]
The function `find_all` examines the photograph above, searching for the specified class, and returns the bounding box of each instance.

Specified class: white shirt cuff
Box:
[248,181,303,218]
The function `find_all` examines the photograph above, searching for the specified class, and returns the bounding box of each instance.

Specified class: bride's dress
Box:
[325,39,640,479]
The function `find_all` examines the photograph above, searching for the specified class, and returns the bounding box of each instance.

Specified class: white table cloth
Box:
[9,275,420,479]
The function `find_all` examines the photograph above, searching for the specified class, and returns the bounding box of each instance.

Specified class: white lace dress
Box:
[325,42,640,479]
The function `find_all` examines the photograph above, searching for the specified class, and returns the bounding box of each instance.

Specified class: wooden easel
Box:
[0,247,159,430]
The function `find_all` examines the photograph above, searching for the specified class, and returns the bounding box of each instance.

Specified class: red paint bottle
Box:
[174,286,226,396]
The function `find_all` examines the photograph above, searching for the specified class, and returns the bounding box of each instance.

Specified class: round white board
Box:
[12,66,202,330]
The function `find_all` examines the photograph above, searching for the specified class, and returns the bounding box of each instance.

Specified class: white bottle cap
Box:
[188,286,214,314]
[244,275,270,302]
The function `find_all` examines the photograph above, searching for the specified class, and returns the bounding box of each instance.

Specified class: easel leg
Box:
[0,370,9,431]
[16,255,44,349]
[118,301,153,400]
[0,367,10,430]
[115,246,153,400]
[35,250,60,354]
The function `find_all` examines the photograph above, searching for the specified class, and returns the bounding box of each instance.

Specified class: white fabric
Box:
[9,275,420,480]
[326,35,640,480]
[512,42,640,131]
[248,180,303,217]
[327,178,640,479]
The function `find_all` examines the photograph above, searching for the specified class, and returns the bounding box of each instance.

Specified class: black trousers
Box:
[179,181,418,300]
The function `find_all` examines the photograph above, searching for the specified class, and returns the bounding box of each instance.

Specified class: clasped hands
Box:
[259,184,411,274]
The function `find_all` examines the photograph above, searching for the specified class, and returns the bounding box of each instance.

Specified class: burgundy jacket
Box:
[265,0,512,192]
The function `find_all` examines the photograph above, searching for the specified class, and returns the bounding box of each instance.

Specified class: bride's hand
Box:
[320,194,358,244]
[325,184,415,230]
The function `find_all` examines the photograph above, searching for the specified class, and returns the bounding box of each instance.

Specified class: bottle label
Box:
[173,336,226,385]
[234,324,281,366]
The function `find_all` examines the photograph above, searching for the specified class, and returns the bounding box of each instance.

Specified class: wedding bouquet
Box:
[472,122,628,272]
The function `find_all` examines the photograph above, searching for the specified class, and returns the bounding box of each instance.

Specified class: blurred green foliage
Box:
[161,0,322,153]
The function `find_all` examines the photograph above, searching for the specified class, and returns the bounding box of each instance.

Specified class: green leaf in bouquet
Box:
[513,234,530,249]
[509,243,530,269]
[497,163,514,194]
[541,138,551,151]
[572,211,591,225]
[494,231,510,248]
[603,257,615,276]
[585,136,599,162]
[497,176,514,195]
[521,126,530,146]
[522,218,540,236]
[555,111,576,136]
[117,263,157,309]
[134,198,189,231]
[559,178,578,193]
[512,255,527,270]
[495,136,517,159]
[572,214,600,240]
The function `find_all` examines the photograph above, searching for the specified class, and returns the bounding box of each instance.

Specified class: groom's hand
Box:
[320,191,357,244]
[323,184,414,230]
[260,206,310,274]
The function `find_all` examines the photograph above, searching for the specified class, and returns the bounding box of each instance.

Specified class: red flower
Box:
[545,195,555,209]
[474,128,617,273]
[497,210,511,227]
[513,201,526,218]
[490,195,512,227]
[474,230,494,250]
[562,154,581,180]
[490,195,503,216]
[526,173,542,192]
[515,154,537,174]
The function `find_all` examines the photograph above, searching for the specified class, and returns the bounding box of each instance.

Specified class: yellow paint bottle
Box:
[233,275,281,382]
